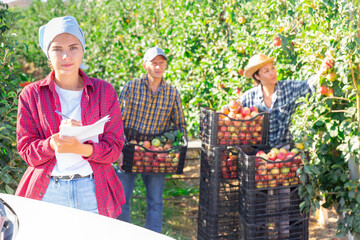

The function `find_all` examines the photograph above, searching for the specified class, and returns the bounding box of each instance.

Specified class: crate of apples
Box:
[220,148,239,179]
[199,101,269,147]
[122,129,187,174]
[238,146,304,189]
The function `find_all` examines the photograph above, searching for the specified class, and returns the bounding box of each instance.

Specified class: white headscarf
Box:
[39,16,88,69]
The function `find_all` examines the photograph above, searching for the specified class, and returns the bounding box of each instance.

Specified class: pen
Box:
[55,110,70,119]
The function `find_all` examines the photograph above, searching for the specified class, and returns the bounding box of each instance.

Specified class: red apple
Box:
[218,131,224,139]
[164,144,172,150]
[327,88,334,97]
[250,106,258,112]
[319,85,328,95]
[269,180,277,187]
[142,141,151,149]
[224,131,231,140]
[286,152,295,159]
[220,126,228,132]
[277,152,286,160]
[256,151,268,160]
[257,165,267,175]
[274,159,283,168]
[279,148,287,155]
[291,164,298,173]
[273,36,281,46]
[267,151,276,161]
[229,100,242,112]
[250,111,258,119]
[267,161,275,169]
[240,107,251,117]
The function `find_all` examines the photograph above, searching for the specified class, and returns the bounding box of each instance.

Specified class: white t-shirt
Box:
[51,84,93,176]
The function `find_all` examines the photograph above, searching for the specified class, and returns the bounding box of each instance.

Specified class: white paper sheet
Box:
[55,115,110,171]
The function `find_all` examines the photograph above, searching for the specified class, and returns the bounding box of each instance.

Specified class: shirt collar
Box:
[40,69,94,92]
[143,74,165,93]
[257,82,281,98]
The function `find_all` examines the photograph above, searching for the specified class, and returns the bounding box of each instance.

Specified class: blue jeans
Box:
[116,166,165,233]
[41,176,98,214]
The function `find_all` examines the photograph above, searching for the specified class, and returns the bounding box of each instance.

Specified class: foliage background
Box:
[2,0,360,238]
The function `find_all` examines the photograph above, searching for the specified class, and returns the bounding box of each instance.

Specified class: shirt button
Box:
[39,193,43,197]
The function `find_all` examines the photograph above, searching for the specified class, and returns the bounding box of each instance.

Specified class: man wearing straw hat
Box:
[240,53,334,147]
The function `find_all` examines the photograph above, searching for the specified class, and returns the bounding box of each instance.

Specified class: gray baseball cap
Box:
[143,47,168,63]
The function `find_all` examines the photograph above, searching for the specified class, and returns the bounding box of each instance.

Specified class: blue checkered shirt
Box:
[239,78,315,147]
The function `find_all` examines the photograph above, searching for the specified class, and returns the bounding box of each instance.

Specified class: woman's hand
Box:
[117,152,124,171]
[59,118,82,130]
[50,133,93,157]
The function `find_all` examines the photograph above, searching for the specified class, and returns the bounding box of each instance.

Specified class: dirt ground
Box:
[178,145,345,240]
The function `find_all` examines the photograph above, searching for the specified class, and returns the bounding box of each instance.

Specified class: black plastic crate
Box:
[239,186,306,225]
[197,206,239,240]
[239,215,309,240]
[237,146,307,190]
[199,147,239,214]
[122,128,187,174]
[201,145,240,180]
[199,107,269,147]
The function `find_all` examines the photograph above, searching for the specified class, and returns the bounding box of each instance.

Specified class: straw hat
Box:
[244,53,275,78]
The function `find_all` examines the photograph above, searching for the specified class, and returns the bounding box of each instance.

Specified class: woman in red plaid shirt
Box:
[15,16,125,218]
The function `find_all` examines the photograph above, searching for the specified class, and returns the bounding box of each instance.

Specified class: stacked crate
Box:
[237,146,309,240]
[197,107,269,240]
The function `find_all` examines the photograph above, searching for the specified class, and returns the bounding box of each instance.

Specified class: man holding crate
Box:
[116,47,187,233]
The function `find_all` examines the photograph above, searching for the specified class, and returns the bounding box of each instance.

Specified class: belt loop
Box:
[90,173,94,180]
[52,177,60,189]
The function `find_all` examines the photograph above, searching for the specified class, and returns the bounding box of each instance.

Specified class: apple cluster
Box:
[253,147,302,188]
[129,139,181,173]
[319,85,334,97]
[318,57,336,97]
[216,100,264,145]
[220,148,239,179]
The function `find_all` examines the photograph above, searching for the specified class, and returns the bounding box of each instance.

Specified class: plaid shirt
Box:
[16,70,125,218]
[119,74,187,136]
[240,78,315,147]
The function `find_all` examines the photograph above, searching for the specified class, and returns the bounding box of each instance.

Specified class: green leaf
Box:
[311,166,321,175]
[349,189,356,199]
[5,185,14,195]
[305,184,313,195]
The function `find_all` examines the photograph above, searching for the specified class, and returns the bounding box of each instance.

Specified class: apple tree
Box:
[290,1,360,237]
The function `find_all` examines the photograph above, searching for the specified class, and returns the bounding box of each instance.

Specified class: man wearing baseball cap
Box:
[116,47,187,233]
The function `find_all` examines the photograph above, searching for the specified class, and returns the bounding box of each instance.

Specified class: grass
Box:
[129,175,199,239]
